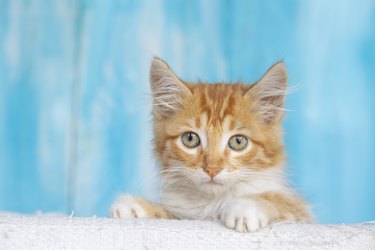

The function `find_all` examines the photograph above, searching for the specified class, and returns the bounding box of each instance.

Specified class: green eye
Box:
[228,135,248,151]
[181,132,200,148]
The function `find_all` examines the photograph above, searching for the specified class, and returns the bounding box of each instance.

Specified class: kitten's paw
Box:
[220,199,270,233]
[110,194,148,219]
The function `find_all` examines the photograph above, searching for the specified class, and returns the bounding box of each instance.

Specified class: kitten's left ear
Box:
[150,57,191,118]
[245,62,288,124]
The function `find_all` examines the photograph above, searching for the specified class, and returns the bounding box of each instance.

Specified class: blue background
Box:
[0,0,374,223]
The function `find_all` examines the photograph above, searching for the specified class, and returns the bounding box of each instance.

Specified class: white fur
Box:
[198,113,208,148]
[220,132,232,152]
[198,128,208,149]
[160,165,291,223]
[110,194,147,219]
[220,198,270,232]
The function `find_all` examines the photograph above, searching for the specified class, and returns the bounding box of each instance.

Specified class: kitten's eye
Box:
[181,132,200,148]
[228,135,248,151]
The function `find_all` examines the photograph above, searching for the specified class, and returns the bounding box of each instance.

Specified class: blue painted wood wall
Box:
[0,0,374,223]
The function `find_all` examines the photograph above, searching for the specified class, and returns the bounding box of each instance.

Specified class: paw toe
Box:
[220,199,271,233]
[110,195,147,219]
[235,217,245,232]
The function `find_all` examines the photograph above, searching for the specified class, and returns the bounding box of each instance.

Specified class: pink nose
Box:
[203,167,223,178]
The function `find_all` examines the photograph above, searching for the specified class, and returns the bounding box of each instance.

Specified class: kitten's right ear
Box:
[150,57,191,118]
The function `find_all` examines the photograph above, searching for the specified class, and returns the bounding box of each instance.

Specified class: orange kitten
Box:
[110,57,312,232]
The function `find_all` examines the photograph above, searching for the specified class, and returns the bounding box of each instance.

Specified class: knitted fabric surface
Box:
[0,215,374,250]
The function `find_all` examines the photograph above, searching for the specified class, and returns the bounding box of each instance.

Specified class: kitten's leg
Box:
[220,192,312,233]
[110,194,173,219]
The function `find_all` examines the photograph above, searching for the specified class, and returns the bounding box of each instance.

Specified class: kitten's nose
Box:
[203,166,223,178]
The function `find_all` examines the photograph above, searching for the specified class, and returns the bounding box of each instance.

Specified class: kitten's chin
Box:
[198,180,228,195]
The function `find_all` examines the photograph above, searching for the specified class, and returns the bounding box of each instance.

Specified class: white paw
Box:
[110,194,148,219]
[220,199,270,233]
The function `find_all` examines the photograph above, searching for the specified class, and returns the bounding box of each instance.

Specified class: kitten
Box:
[110,57,312,232]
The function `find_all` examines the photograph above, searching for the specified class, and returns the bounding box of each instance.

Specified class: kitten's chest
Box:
[161,189,232,220]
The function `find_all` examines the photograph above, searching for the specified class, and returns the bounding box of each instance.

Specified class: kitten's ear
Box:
[245,62,288,124]
[150,57,191,118]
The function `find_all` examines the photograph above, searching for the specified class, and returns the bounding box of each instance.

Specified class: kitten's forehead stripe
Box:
[195,117,201,128]
[223,95,235,118]
[229,119,236,131]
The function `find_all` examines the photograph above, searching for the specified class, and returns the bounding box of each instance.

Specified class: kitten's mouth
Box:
[207,179,223,185]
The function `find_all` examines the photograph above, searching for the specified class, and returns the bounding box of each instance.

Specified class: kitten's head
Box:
[150,58,287,195]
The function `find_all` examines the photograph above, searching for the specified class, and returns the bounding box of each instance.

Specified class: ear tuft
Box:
[246,62,288,124]
[150,57,190,118]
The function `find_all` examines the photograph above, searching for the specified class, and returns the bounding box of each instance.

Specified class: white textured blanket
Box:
[0,215,374,250]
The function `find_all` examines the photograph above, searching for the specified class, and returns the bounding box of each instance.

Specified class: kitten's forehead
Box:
[195,113,236,132]
[186,83,252,126]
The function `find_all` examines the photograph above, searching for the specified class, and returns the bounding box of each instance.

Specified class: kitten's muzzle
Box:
[203,166,223,178]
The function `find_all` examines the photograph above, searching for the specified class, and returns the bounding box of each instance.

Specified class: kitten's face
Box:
[150,58,287,195]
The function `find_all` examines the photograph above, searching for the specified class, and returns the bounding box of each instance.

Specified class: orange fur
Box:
[253,192,312,222]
